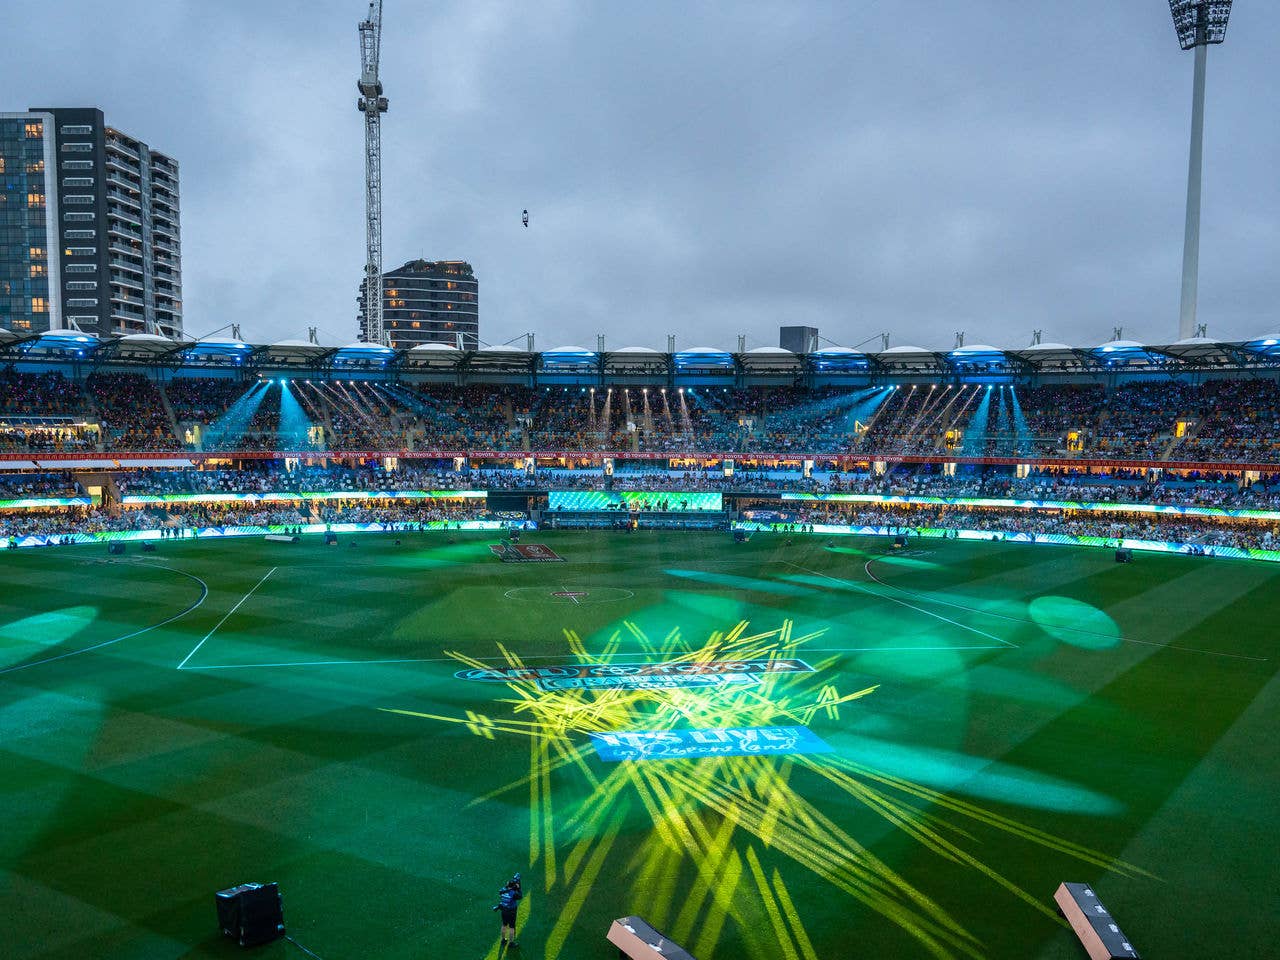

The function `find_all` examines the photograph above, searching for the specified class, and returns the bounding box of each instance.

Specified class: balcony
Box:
[107,188,141,210]
[108,207,141,228]
[105,155,141,177]
[106,139,140,162]
[106,170,140,190]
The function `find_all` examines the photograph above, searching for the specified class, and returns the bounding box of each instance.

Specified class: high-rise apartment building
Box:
[357,259,478,349]
[0,107,181,338]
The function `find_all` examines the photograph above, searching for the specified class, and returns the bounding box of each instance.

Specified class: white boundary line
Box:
[0,563,209,676]
[176,567,277,670]
[781,560,1019,649]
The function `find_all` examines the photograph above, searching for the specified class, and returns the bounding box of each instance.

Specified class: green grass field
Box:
[1,531,1276,959]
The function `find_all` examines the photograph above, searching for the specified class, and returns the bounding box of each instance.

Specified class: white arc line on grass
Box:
[781,560,1019,648]
[0,562,209,676]
[176,567,277,670]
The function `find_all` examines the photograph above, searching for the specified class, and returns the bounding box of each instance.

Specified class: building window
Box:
[63,212,94,222]
[60,124,93,135]
[65,264,97,273]
[65,246,96,256]
[29,247,46,260]
[63,177,94,187]
[65,229,96,239]
[64,194,95,205]
[10,319,33,330]
[25,122,43,138]
[31,297,48,313]
[27,193,46,209]
[0,157,4,174]
[61,142,93,153]
[25,160,45,174]
[66,315,98,325]
[61,160,92,171]
[66,298,98,307]
[29,264,47,278]
[66,280,98,290]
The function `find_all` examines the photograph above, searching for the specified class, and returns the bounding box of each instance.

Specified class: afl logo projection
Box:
[455,658,815,691]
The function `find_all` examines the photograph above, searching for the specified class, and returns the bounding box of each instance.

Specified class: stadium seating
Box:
[11,370,1280,459]
[2,370,1279,477]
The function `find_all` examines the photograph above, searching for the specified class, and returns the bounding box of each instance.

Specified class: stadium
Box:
[4,2,1278,959]
[2,336,1278,958]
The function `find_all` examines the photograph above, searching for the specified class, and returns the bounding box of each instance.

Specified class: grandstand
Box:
[3,332,1279,960]
[3,329,1280,556]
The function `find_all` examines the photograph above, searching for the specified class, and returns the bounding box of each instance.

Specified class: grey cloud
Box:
[9,1,1277,349]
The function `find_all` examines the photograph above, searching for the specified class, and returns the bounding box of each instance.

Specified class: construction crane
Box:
[357,1,389,345]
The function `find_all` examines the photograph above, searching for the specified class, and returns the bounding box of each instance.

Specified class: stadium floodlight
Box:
[1169,1,1234,340]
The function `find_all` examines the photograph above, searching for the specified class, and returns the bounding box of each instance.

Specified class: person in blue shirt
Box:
[493,873,523,948]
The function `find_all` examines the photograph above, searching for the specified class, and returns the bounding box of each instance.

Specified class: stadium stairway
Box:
[83,389,105,452]
[1165,415,1207,461]
[157,384,182,445]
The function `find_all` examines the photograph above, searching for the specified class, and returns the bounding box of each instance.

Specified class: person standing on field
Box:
[493,873,523,948]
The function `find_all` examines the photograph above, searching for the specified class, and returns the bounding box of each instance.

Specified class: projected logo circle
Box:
[502,586,635,604]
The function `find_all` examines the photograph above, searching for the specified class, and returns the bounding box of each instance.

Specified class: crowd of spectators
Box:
[2,372,1280,464]
[87,373,179,451]
[0,472,84,499]
[1,496,496,542]
[0,371,89,416]
[102,460,1280,507]
[7,462,1280,550]
[745,501,1280,552]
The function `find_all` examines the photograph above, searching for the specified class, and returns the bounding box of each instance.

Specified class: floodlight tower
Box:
[1169,1,1233,340]
[357,1,389,345]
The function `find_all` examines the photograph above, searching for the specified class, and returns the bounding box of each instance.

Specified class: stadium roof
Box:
[5,328,1280,377]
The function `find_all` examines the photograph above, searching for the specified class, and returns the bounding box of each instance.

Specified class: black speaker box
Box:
[323,532,337,545]
[1115,549,1133,563]
[141,542,157,553]
[893,534,908,547]
[108,543,125,555]
[216,882,285,948]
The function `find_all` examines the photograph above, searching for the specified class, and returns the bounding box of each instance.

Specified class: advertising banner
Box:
[548,490,723,512]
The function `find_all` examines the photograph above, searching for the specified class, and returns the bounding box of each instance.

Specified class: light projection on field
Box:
[381,619,1150,959]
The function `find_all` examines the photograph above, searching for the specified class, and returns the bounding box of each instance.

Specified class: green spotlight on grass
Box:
[1028,596,1121,649]
[0,605,98,668]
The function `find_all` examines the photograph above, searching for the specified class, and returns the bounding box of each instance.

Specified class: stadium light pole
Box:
[1169,1,1233,341]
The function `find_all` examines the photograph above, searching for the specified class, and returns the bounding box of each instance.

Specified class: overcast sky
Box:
[8,1,1278,350]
